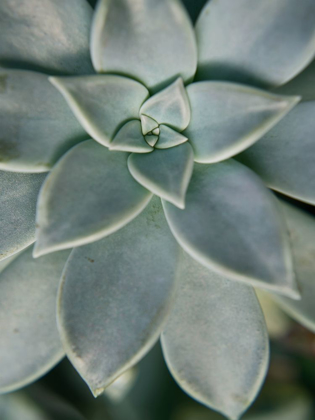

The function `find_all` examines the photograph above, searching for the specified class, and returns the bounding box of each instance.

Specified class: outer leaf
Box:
[162,160,299,298]
[184,81,299,163]
[0,171,45,261]
[238,101,315,205]
[91,0,197,92]
[195,0,315,88]
[57,197,180,396]
[0,246,70,394]
[161,251,269,420]
[270,201,315,333]
[0,70,87,173]
[128,143,194,209]
[140,78,191,131]
[50,75,149,147]
[109,120,153,153]
[0,0,93,75]
[34,141,152,257]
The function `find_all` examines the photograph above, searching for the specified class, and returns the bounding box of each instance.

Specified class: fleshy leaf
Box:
[140,78,191,131]
[0,246,70,394]
[0,171,45,261]
[57,197,180,397]
[109,120,153,153]
[184,81,299,163]
[161,251,269,420]
[162,160,298,297]
[269,201,315,333]
[34,141,152,257]
[196,0,315,88]
[0,0,93,75]
[91,0,197,92]
[155,125,188,150]
[140,115,159,136]
[128,143,194,209]
[145,135,159,147]
[0,69,87,173]
[237,101,315,205]
[49,75,149,147]
[274,58,315,101]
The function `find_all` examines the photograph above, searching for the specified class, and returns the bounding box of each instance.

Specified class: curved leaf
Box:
[34,141,152,257]
[155,125,188,150]
[128,143,194,209]
[140,78,191,131]
[109,120,153,153]
[238,101,315,205]
[162,160,299,298]
[0,69,87,173]
[0,0,93,75]
[57,197,180,396]
[196,0,315,88]
[91,0,197,92]
[161,251,269,420]
[0,171,45,261]
[184,81,299,163]
[270,201,315,333]
[0,246,70,394]
[50,75,149,147]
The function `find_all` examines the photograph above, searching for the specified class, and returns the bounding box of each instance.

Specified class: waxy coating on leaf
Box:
[0,69,87,173]
[0,246,70,394]
[163,160,299,298]
[196,0,315,88]
[110,120,153,153]
[34,141,152,257]
[238,101,315,206]
[49,75,149,147]
[0,171,46,261]
[0,0,94,75]
[162,251,269,420]
[185,81,300,163]
[91,0,197,91]
[57,197,180,396]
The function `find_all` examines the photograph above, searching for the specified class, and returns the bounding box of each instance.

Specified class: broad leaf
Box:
[0,246,69,393]
[128,143,194,209]
[0,0,93,75]
[184,81,299,163]
[0,171,45,261]
[161,251,269,420]
[91,0,197,92]
[57,197,180,396]
[0,69,86,172]
[34,141,152,257]
[196,0,315,88]
[50,75,149,147]
[270,201,315,333]
[238,101,315,205]
[140,78,191,131]
[162,160,299,297]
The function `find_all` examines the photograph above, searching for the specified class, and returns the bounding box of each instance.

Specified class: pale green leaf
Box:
[161,251,269,420]
[237,101,315,205]
[0,171,45,261]
[184,81,299,163]
[140,78,191,131]
[34,141,152,257]
[57,197,180,396]
[49,75,149,147]
[155,125,188,150]
[0,69,86,172]
[0,0,93,75]
[91,0,197,92]
[196,0,315,88]
[128,143,194,209]
[162,160,298,298]
[140,115,159,136]
[0,246,70,394]
[109,120,153,153]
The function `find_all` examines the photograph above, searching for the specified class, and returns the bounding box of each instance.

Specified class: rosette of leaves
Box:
[0,1,315,419]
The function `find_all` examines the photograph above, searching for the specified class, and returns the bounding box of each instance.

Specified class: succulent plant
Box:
[0,0,315,419]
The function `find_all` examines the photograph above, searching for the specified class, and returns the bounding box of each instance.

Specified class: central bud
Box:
[140,114,160,147]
